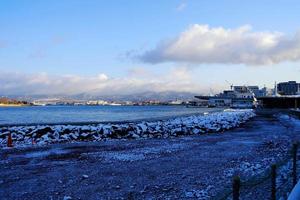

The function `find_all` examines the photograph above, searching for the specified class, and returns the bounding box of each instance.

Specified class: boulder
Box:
[32,127,53,138]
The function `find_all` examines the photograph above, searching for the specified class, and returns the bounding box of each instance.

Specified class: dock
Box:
[257,96,300,108]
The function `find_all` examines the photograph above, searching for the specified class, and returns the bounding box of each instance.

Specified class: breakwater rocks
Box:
[0,109,255,147]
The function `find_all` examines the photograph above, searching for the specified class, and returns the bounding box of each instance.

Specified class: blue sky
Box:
[1,0,300,96]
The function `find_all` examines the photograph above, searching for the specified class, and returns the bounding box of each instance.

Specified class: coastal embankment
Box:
[0,109,255,148]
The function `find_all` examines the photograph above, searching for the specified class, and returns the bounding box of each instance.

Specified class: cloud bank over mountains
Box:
[0,68,209,97]
[140,24,300,65]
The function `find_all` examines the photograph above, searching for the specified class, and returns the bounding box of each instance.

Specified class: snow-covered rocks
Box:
[82,174,89,179]
[0,109,255,147]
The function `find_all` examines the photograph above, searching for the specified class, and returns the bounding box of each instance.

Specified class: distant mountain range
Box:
[92,91,199,102]
[2,91,200,102]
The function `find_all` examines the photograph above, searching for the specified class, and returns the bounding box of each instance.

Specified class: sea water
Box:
[0,105,223,125]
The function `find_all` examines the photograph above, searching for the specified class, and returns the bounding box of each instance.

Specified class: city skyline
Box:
[1,0,300,96]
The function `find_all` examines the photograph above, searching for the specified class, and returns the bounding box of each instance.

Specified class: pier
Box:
[257,96,300,108]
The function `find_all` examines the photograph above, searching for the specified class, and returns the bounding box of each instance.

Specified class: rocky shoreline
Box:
[0,109,255,148]
[2,110,299,200]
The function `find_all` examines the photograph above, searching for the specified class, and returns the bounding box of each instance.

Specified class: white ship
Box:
[195,85,265,109]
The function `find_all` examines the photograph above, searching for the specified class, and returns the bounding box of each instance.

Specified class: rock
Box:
[61,128,71,135]
[127,192,135,200]
[63,196,72,200]
[80,126,91,131]
[130,133,140,139]
[138,123,148,132]
[102,125,112,136]
[32,127,53,138]
[82,174,89,179]
[80,133,91,139]
[0,110,255,148]
[69,133,78,140]
[142,185,148,192]
[185,191,194,198]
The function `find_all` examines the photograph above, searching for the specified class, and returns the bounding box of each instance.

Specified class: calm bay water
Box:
[0,105,222,126]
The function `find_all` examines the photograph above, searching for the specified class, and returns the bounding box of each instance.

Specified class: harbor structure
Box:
[256,81,300,108]
[195,85,263,108]
[195,81,300,109]
[257,96,300,108]
[277,81,300,95]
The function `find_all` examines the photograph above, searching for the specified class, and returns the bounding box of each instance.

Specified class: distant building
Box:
[86,100,109,105]
[277,81,300,95]
[169,99,184,105]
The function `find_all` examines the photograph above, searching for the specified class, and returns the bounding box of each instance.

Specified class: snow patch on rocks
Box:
[0,109,255,148]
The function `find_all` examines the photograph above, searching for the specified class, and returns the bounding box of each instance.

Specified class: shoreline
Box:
[0,110,255,148]
[0,110,296,200]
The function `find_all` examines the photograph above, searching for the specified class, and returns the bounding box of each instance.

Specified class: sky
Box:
[1,0,300,96]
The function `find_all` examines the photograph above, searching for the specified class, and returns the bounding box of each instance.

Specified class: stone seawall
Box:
[0,109,255,148]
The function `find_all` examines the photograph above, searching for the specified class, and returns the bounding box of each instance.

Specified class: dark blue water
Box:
[0,106,222,125]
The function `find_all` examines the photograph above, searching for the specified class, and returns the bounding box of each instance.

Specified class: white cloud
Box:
[0,69,213,96]
[139,24,300,65]
[97,73,109,81]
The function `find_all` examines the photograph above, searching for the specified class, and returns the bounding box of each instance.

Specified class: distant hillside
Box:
[70,91,199,102]
[0,97,29,105]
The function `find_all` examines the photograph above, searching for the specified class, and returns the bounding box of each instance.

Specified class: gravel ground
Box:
[1,110,300,200]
